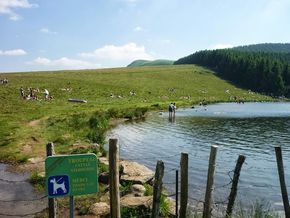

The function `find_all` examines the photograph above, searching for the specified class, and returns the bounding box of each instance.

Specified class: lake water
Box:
[107,102,290,211]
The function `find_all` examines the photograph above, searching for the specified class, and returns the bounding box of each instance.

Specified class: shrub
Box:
[29,171,45,191]
[159,195,170,217]
[144,184,153,196]
[87,129,106,144]
[88,112,108,130]
[107,108,120,118]
[87,112,109,144]
[121,207,150,218]
[120,181,133,196]
[123,107,148,120]
[68,113,87,129]
[99,162,108,173]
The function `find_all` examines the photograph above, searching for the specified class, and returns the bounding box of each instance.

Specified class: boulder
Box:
[89,202,110,217]
[99,192,110,203]
[131,184,146,197]
[98,158,154,184]
[120,160,154,184]
[121,195,153,209]
[99,157,109,166]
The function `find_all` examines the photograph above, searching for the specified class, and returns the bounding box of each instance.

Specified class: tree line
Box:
[174,49,290,97]
[232,43,290,53]
[234,43,290,53]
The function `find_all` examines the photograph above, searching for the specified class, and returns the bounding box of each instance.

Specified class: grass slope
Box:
[127,59,174,67]
[0,65,271,162]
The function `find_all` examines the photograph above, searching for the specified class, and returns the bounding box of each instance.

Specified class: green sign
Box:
[45,153,98,198]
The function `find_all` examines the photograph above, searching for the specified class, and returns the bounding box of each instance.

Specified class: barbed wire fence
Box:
[1,141,289,218]
[118,143,290,218]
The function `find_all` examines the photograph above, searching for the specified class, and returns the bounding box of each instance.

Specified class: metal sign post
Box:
[70,196,74,218]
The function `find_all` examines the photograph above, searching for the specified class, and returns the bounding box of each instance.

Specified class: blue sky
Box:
[0,0,290,72]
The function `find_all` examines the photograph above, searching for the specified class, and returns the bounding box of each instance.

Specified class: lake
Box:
[107,102,290,211]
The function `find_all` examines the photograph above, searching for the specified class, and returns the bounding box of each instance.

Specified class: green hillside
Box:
[233,43,290,53]
[127,59,174,67]
[175,44,290,97]
[0,65,270,163]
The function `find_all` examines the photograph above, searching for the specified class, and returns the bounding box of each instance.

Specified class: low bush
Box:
[29,171,45,191]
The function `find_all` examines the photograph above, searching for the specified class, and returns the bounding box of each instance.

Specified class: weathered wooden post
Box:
[275,146,290,218]
[151,160,165,218]
[176,169,179,218]
[46,142,57,218]
[225,155,246,218]
[109,138,121,218]
[203,145,218,218]
[179,153,188,218]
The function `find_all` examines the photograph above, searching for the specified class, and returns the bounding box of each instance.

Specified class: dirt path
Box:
[0,164,47,218]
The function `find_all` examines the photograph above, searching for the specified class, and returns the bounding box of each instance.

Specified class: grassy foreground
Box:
[0,65,271,163]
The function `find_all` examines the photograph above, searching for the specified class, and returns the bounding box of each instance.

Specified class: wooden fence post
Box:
[176,170,179,218]
[151,160,165,218]
[109,138,121,218]
[46,142,57,218]
[203,145,218,218]
[179,153,188,218]
[225,155,246,218]
[275,146,290,218]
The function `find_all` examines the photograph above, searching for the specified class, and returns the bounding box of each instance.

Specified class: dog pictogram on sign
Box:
[48,175,69,197]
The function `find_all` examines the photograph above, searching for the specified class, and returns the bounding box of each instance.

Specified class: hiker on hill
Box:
[44,89,49,99]
[29,87,34,98]
[20,87,25,98]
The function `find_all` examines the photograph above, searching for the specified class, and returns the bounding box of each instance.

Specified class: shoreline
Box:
[1,101,289,217]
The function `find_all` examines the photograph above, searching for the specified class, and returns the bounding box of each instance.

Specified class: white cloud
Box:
[40,27,58,35]
[0,0,37,21]
[79,43,154,61]
[32,57,51,65]
[0,49,27,56]
[212,44,234,50]
[133,26,143,32]
[27,57,101,70]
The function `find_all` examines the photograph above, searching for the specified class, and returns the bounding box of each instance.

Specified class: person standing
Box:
[29,87,33,98]
[173,102,177,116]
[44,89,49,99]
[20,87,25,98]
[168,103,173,118]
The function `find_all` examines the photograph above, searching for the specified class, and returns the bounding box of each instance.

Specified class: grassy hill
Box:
[127,59,174,67]
[0,65,270,162]
[233,43,290,53]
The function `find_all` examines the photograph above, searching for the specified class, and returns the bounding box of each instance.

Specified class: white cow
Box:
[50,178,67,194]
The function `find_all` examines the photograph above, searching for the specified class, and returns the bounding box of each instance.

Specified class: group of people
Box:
[168,102,176,118]
[199,99,208,106]
[20,87,52,100]
[0,78,8,84]
[130,90,136,96]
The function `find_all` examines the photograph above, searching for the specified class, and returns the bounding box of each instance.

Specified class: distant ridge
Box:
[127,59,174,67]
[233,43,290,53]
